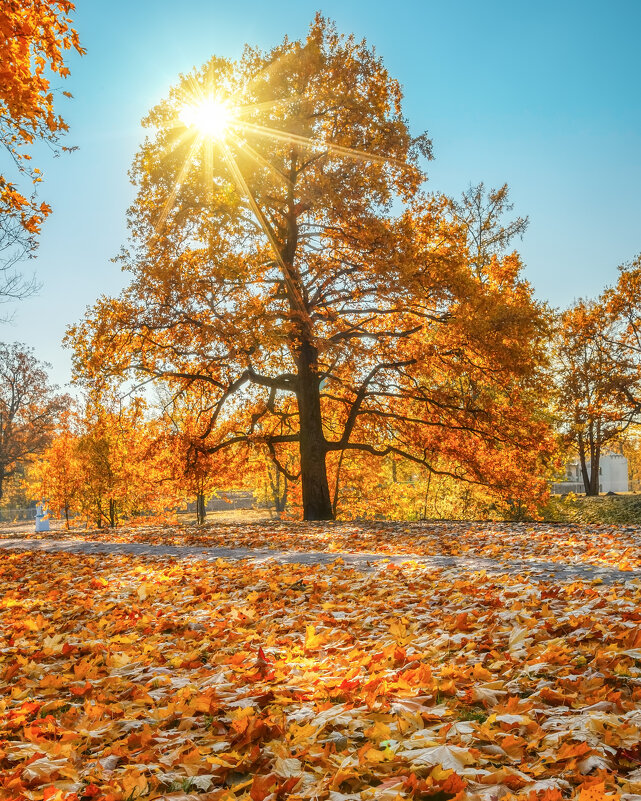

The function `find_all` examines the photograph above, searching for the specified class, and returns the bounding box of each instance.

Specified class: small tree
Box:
[603,255,641,415]
[73,394,165,527]
[33,410,81,527]
[0,342,67,500]
[155,383,256,523]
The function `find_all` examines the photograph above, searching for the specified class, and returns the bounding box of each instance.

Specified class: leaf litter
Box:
[1,524,641,800]
[2,521,640,573]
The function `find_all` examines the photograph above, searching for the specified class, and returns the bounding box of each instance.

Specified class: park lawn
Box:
[1,542,641,801]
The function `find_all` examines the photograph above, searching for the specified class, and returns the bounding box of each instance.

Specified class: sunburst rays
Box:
[153,68,401,252]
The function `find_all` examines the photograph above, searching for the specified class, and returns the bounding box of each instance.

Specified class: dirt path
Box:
[1,536,639,584]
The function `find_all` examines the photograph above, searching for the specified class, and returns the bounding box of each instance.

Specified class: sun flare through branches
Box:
[179,96,234,140]
[153,64,404,245]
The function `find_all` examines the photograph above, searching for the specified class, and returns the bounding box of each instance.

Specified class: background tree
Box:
[33,395,185,527]
[0,342,67,500]
[154,386,238,524]
[450,183,528,279]
[602,254,641,414]
[32,407,81,527]
[71,393,171,528]
[554,300,637,495]
[0,0,84,301]
[69,17,553,520]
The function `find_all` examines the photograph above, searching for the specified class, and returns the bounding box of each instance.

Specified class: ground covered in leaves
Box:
[3,524,641,801]
[3,520,641,572]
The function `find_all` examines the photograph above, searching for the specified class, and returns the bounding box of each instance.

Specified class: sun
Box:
[179,97,233,139]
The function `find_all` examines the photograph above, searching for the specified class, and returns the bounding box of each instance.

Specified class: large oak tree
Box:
[69,17,553,519]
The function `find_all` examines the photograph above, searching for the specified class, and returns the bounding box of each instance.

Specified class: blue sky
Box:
[6,0,641,386]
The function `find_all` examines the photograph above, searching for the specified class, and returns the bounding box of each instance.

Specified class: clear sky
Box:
[5,0,641,387]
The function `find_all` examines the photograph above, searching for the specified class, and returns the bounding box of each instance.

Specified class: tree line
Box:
[1,9,639,520]
[4,240,640,523]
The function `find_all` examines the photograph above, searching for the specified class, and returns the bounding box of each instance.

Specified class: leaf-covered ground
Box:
[2,526,641,801]
[3,520,641,571]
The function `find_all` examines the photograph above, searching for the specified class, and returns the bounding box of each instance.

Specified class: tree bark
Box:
[331,449,346,518]
[296,340,333,520]
[579,427,600,496]
[422,470,432,519]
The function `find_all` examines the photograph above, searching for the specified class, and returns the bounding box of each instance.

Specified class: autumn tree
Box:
[552,256,641,496]
[32,407,81,526]
[450,183,528,279]
[69,17,553,520]
[154,385,241,523]
[554,300,637,495]
[0,342,67,500]
[71,393,174,527]
[602,254,641,411]
[0,0,84,298]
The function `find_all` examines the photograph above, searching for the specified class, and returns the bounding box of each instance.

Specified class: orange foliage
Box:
[555,300,636,495]
[0,1,84,242]
[0,342,68,502]
[34,394,176,527]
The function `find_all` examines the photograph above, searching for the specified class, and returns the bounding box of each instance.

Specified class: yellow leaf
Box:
[305,624,325,649]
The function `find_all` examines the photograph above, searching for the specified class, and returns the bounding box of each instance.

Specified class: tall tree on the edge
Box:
[68,17,552,519]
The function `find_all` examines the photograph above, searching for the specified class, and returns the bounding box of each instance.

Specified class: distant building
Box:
[552,453,629,494]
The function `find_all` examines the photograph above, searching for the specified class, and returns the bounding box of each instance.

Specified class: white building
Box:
[552,453,629,494]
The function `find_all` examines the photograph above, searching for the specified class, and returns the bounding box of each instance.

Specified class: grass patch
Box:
[456,706,488,723]
[543,493,641,524]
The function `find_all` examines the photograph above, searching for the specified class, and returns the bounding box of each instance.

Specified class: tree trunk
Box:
[196,492,206,525]
[422,471,432,519]
[297,340,333,520]
[267,464,288,515]
[109,498,117,527]
[578,433,592,494]
[589,447,601,496]
[332,449,346,518]
[584,423,600,496]
[276,476,288,514]
[282,152,332,521]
